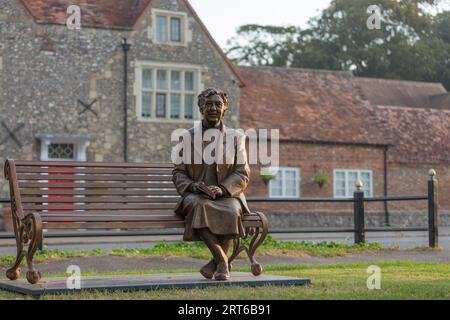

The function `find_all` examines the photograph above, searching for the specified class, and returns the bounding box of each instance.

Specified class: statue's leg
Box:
[199,235,234,279]
[197,228,230,281]
[199,259,216,279]
[220,235,234,270]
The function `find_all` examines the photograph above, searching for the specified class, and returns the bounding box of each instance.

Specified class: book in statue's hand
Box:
[196,182,216,200]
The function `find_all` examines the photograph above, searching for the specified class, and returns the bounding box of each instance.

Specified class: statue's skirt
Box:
[178,193,245,241]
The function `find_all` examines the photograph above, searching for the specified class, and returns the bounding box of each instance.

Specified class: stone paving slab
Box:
[0,272,311,297]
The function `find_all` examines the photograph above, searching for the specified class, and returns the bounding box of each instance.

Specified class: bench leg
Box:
[6,212,43,284]
[228,212,269,276]
[6,214,25,281]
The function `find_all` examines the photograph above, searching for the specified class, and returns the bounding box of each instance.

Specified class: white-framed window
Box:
[268,167,300,198]
[333,169,373,198]
[36,134,90,162]
[152,9,188,45]
[134,61,203,122]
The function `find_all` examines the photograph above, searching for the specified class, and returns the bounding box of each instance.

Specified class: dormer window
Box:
[152,9,188,45]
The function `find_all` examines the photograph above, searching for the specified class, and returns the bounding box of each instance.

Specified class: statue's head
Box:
[198,87,229,126]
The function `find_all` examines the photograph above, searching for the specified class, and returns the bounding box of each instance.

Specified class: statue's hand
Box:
[208,185,224,198]
[190,182,201,193]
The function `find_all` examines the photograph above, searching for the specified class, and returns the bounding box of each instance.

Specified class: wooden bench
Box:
[4,159,269,284]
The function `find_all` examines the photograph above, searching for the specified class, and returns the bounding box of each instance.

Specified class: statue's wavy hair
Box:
[197,87,229,109]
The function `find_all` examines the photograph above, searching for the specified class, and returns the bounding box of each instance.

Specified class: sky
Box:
[188,0,332,49]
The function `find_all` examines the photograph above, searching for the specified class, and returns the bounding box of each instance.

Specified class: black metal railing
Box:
[247,170,439,248]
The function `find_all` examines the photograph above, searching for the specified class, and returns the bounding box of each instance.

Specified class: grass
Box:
[1,261,449,300]
[0,236,386,268]
[4,238,440,300]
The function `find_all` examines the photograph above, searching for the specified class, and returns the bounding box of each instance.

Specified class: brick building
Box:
[239,67,450,228]
[0,0,448,230]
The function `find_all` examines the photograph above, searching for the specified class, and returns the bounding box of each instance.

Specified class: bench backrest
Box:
[5,160,180,222]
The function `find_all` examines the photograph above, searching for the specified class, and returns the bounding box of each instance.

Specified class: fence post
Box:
[353,180,365,244]
[428,169,439,248]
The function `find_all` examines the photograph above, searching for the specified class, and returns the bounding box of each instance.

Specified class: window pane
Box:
[184,94,194,119]
[335,188,346,197]
[156,16,167,42]
[156,93,166,118]
[361,172,371,186]
[335,171,345,181]
[363,185,371,196]
[285,187,297,197]
[142,92,152,118]
[171,71,181,90]
[285,170,296,181]
[334,171,346,197]
[157,70,167,89]
[286,177,297,190]
[270,186,282,197]
[170,17,181,42]
[171,94,181,119]
[185,72,194,91]
[142,69,152,89]
[270,172,283,197]
[347,172,358,195]
[48,143,74,160]
[361,172,372,196]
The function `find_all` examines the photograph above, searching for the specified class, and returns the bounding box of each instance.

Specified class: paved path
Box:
[0,228,449,256]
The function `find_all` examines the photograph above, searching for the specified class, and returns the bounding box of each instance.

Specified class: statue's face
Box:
[201,94,227,125]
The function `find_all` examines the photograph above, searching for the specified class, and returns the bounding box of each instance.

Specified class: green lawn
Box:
[1,261,449,300]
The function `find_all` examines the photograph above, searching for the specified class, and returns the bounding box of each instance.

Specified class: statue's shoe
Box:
[214,262,230,281]
[200,260,217,279]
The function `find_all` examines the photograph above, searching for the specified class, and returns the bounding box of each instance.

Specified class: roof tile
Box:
[20,0,151,29]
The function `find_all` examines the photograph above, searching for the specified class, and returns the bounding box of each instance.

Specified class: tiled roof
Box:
[239,66,450,164]
[430,93,450,109]
[371,106,450,164]
[238,66,389,146]
[357,77,448,109]
[18,0,245,85]
[20,0,152,29]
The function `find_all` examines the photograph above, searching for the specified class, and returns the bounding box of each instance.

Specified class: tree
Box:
[226,0,450,89]
[226,25,300,66]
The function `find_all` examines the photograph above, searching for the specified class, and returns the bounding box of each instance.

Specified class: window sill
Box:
[137,118,199,124]
[153,41,188,47]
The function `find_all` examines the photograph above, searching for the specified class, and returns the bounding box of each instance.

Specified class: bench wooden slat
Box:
[42,215,184,222]
[33,210,175,215]
[41,219,262,230]
[41,212,182,217]
[19,189,179,196]
[15,161,174,168]
[21,196,180,203]
[242,215,263,221]
[18,182,175,189]
[22,203,176,210]
[42,221,186,229]
[41,213,259,219]
[17,174,173,182]
[16,167,173,175]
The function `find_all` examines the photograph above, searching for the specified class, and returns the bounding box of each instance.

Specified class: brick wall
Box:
[245,142,450,228]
